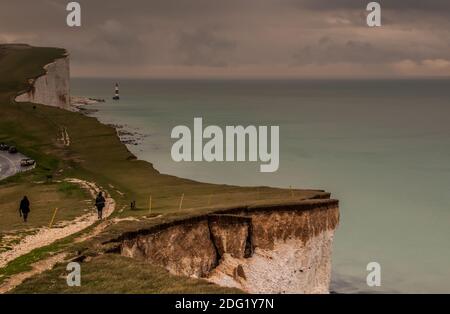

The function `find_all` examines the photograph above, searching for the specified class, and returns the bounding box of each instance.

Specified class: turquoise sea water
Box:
[72,78,450,293]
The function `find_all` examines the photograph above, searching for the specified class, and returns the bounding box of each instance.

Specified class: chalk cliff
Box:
[15,54,70,109]
[119,199,339,294]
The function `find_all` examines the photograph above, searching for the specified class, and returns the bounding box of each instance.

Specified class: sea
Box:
[71,78,450,293]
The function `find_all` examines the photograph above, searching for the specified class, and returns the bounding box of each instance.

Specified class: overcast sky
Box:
[1,0,450,78]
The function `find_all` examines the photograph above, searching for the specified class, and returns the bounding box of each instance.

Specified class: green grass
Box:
[0,238,70,283]
[57,181,85,197]
[0,181,92,232]
[0,44,326,293]
[11,254,242,294]
[0,218,109,286]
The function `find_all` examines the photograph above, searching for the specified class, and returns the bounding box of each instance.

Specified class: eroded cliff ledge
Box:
[118,199,339,294]
[15,53,70,109]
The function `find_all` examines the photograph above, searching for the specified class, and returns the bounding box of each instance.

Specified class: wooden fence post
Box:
[179,193,184,210]
[49,208,59,228]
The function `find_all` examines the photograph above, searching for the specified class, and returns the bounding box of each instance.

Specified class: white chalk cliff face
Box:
[15,55,70,109]
[206,204,339,294]
[207,231,335,294]
[120,200,339,294]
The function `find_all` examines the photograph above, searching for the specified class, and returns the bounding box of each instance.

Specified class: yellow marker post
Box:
[179,193,184,210]
[49,208,59,228]
[148,195,152,215]
[290,186,294,198]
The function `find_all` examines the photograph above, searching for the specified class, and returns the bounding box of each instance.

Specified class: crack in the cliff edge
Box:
[244,219,254,258]
[206,219,221,269]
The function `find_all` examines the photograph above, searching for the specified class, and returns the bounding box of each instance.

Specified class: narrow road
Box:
[0,151,33,181]
[0,153,17,180]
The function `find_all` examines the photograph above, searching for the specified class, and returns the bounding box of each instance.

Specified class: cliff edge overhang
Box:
[105,198,340,294]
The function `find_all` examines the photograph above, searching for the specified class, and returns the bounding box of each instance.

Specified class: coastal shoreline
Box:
[71,96,147,146]
[69,95,102,114]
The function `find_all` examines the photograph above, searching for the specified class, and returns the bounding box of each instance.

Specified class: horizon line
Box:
[70,75,450,80]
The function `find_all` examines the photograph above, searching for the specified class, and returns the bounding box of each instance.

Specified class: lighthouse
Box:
[113,83,120,100]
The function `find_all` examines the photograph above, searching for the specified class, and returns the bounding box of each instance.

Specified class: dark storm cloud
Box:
[70,20,149,64]
[298,0,450,12]
[0,0,449,77]
[293,38,393,65]
[176,28,236,66]
[293,36,450,65]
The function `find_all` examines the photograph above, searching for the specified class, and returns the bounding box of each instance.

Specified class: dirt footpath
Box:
[0,178,115,269]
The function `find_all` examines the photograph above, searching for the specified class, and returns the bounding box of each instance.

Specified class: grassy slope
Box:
[0,45,93,248]
[0,181,90,233]
[12,254,242,294]
[0,44,325,293]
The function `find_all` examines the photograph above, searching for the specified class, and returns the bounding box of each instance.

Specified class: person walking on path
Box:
[95,192,106,220]
[19,196,30,222]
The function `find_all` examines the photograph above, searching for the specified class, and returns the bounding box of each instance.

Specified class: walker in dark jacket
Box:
[95,192,106,220]
[19,196,30,222]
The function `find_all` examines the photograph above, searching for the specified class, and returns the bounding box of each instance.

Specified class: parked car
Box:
[8,146,18,154]
[20,158,36,167]
[0,143,9,151]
